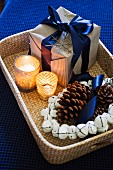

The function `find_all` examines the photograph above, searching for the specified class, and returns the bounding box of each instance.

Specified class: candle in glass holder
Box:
[14,55,40,92]
[36,71,58,100]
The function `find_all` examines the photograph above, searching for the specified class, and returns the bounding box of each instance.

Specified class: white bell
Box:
[44,113,52,121]
[48,96,58,103]
[94,115,108,128]
[108,103,113,115]
[88,124,97,134]
[76,124,88,138]
[102,112,113,124]
[102,78,112,85]
[86,121,94,127]
[55,99,61,108]
[68,126,77,139]
[102,112,109,118]
[97,124,109,133]
[52,124,60,137]
[61,124,69,130]
[48,102,55,110]
[88,80,92,87]
[40,108,49,116]
[51,119,59,126]
[68,125,77,133]
[42,120,53,133]
[80,81,89,86]
[107,114,113,124]
[50,109,57,118]
[59,126,68,139]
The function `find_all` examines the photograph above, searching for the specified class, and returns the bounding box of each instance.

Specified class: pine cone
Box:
[56,81,91,125]
[92,84,113,120]
[97,84,113,105]
[91,104,107,120]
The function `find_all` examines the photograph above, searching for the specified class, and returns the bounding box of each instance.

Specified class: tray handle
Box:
[91,138,113,150]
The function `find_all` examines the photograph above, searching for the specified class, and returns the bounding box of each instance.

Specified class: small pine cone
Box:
[91,104,106,121]
[97,84,113,104]
[56,81,91,125]
[91,84,113,121]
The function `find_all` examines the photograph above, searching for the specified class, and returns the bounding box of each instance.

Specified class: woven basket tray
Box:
[0,30,113,164]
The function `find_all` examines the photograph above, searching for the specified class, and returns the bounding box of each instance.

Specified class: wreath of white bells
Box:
[41,78,113,140]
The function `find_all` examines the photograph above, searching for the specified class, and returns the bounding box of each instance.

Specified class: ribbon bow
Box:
[41,6,93,70]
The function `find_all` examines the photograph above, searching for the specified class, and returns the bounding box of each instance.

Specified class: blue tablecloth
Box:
[0,0,113,169]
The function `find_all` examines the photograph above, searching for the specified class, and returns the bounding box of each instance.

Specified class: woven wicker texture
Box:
[0,0,113,169]
[2,50,108,147]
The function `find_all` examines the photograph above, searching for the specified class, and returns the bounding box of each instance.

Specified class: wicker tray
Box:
[0,30,113,164]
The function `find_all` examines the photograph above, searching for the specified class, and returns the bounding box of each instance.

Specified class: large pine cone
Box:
[91,84,113,120]
[56,81,91,125]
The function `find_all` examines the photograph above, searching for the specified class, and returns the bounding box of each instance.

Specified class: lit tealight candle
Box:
[36,71,58,100]
[19,65,36,72]
[14,55,40,92]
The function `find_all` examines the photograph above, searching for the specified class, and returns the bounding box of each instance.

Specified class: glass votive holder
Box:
[14,55,40,92]
[36,71,58,100]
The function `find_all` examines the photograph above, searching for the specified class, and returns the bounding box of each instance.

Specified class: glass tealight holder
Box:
[36,71,58,100]
[14,55,40,92]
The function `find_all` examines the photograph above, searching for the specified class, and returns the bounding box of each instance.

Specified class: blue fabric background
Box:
[0,0,113,169]
[0,0,113,54]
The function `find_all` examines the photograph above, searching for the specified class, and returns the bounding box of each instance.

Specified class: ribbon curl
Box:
[77,74,104,124]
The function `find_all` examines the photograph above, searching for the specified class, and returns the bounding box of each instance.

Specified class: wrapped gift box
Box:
[29,6,101,87]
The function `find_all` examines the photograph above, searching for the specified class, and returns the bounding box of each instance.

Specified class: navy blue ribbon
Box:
[77,74,104,123]
[41,6,93,72]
